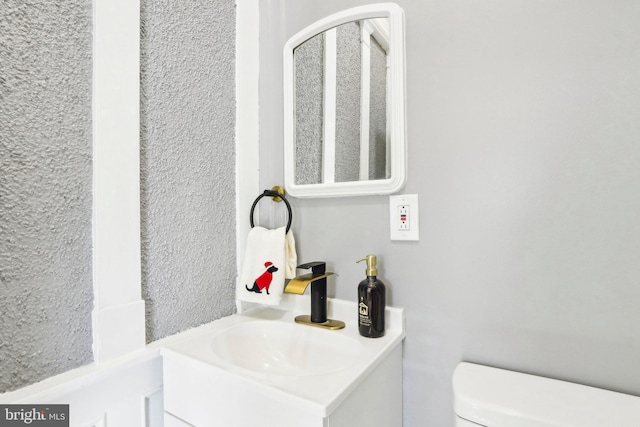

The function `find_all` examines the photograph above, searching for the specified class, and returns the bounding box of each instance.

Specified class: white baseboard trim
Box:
[0,350,163,427]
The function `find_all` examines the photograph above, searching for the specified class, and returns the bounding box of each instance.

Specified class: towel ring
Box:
[250,188,292,233]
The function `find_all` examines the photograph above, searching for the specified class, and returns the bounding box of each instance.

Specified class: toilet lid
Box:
[453,362,640,427]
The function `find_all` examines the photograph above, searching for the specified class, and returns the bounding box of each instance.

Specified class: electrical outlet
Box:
[390,194,419,241]
[398,204,410,230]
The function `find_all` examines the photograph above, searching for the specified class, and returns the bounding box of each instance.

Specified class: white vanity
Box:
[161,296,404,426]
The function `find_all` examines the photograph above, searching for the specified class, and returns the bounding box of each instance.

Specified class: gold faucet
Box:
[284,262,345,330]
[284,272,334,294]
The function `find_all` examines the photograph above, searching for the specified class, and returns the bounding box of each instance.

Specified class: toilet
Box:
[453,362,640,426]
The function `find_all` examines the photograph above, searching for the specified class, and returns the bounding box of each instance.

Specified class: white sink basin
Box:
[210,320,364,377]
[161,297,405,418]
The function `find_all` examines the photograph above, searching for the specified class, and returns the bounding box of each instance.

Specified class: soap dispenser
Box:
[356,254,386,338]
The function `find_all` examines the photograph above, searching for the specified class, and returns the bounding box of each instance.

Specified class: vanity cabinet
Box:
[162,344,402,427]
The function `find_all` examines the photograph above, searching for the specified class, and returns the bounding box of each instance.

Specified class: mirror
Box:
[284,4,406,198]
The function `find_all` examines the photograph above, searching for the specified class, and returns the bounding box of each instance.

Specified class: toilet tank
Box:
[452,362,640,427]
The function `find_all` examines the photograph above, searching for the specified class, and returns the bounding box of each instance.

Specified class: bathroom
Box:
[1,0,639,425]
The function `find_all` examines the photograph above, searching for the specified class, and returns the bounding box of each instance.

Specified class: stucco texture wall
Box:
[0,0,93,393]
[335,21,361,183]
[262,1,640,425]
[140,0,237,342]
[294,33,324,185]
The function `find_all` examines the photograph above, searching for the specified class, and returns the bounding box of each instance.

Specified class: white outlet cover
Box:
[389,194,419,241]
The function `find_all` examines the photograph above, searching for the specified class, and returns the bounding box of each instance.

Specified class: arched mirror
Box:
[283,3,406,198]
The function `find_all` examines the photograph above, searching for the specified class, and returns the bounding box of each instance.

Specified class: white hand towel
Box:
[237,226,297,305]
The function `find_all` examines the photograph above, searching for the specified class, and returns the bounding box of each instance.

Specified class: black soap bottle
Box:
[357,254,386,338]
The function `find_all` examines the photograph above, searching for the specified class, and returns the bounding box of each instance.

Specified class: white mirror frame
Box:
[283,3,406,198]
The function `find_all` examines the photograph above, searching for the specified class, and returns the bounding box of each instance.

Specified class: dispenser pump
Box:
[357,254,378,277]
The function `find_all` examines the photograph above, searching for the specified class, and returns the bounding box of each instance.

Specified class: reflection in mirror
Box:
[294,18,389,185]
[284,3,406,198]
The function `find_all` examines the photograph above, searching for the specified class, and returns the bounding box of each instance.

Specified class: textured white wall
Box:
[0,0,93,392]
[261,1,640,425]
[140,0,237,342]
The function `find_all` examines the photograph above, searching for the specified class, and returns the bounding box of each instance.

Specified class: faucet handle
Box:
[297,261,326,276]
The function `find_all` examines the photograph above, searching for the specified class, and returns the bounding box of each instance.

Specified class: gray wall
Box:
[261,0,640,425]
[0,0,93,393]
[140,0,237,342]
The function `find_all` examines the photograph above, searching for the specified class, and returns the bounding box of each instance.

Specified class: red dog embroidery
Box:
[245,261,279,295]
